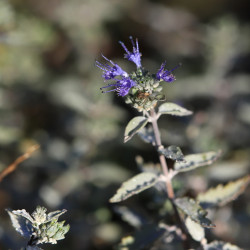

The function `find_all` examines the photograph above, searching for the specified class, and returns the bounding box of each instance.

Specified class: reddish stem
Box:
[150,108,175,199]
[150,108,190,248]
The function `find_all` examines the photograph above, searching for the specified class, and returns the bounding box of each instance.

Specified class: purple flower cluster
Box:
[96,36,178,97]
[96,37,141,96]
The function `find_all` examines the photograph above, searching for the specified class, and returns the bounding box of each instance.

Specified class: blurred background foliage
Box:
[0,0,250,249]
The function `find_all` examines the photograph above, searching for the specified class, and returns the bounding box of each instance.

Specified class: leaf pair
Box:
[109,171,249,233]
[109,151,222,203]
[124,102,193,143]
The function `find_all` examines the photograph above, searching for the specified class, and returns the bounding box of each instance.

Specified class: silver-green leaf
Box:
[6,209,33,238]
[174,151,221,172]
[204,241,242,250]
[124,116,148,143]
[158,102,193,116]
[185,216,205,242]
[6,206,69,246]
[175,197,215,228]
[197,175,250,209]
[110,172,158,203]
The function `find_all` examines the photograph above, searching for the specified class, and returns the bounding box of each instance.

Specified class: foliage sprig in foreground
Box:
[7,206,69,249]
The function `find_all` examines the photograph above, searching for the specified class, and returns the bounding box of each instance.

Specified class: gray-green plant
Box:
[7,206,69,249]
[96,36,250,249]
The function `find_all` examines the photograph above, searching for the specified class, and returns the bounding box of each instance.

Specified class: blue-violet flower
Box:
[96,54,128,80]
[119,36,142,68]
[156,62,178,83]
[100,77,136,97]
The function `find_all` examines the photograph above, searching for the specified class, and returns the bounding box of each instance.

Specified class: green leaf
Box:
[158,145,185,162]
[185,217,205,242]
[124,116,148,143]
[7,206,69,245]
[174,197,215,228]
[158,102,193,116]
[204,241,242,250]
[197,175,250,209]
[174,151,221,172]
[110,172,158,203]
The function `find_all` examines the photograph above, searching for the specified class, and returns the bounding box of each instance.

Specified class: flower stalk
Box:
[149,108,175,199]
[150,108,190,248]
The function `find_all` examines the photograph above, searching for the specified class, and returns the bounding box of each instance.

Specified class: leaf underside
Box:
[174,197,215,228]
[197,175,250,209]
[110,172,158,203]
[158,102,193,116]
[174,151,221,172]
[124,116,148,143]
